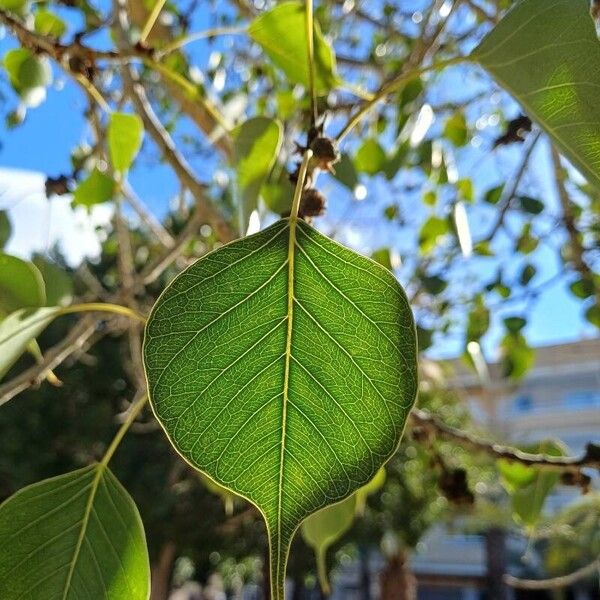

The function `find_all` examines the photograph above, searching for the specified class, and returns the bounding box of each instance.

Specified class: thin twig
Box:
[504,559,599,590]
[551,145,600,308]
[0,317,98,407]
[410,408,600,470]
[335,55,465,143]
[140,208,204,285]
[483,132,541,241]
[121,182,175,248]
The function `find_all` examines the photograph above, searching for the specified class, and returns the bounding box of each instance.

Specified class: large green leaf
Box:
[0,253,45,315]
[108,113,144,174]
[248,1,339,94]
[232,116,283,232]
[471,0,600,189]
[301,494,356,595]
[0,465,150,599]
[0,307,59,380]
[498,440,566,528]
[143,218,418,599]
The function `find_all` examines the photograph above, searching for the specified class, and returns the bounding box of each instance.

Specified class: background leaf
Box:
[73,168,115,207]
[232,116,282,233]
[34,9,67,37]
[0,253,45,315]
[472,0,600,189]
[248,1,338,94]
[0,465,150,599]
[108,112,144,174]
[498,440,567,527]
[144,219,418,599]
[0,307,59,381]
[301,494,356,595]
[0,211,10,249]
[32,255,74,306]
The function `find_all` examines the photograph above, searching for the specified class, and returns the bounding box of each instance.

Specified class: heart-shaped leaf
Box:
[143,218,417,599]
[471,0,600,189]
[0,465,150,599]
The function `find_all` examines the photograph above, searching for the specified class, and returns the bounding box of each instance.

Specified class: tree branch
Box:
[0,317,98,407]
[504,559,599,590]
[410,408,600,470]
[551,145,600,307]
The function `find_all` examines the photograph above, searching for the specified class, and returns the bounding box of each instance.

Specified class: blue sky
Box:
[0,2,596,362]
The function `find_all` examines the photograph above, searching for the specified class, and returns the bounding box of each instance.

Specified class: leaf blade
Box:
[143,219,417,599]
[0,465,150,599]
[471,0,600,189]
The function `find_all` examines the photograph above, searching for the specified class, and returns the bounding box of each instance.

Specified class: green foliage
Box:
[2,47,51,105]
[0,307,59,380]
[472,0,600,189]
[418,216,449,254]
[500,331,534,379]
[248,1,338,94]
[73,168,116,207]
[0,211,10,249]
[0,465,150,599]
[333,154,359,190]
[34,9,67,37]
[0,253,45,314]
[32,256,74,307]
[355,138,386,175]
[443,112,468,147]
[498,440,566,528]
[108,113,144,174]
[231,116,283,231]
[144,219,418,599]
[301,494,356,595]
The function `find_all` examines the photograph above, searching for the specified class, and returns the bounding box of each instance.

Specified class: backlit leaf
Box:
[355,138,386,176]
[108,112,144,173]
[143,218,418,600]
[0,465,150,599]
[232,116,283,233]
[0,253,45,315]
[0,307,59,380]
[443,111,468,146]
[472,0,600,189]
[32,255,73,306]
[34,9,67,37]
[0,211,10,248]
[248,1,338,94]
[73,168,115,207]
[301,494,356,595]
[498,440,566,528]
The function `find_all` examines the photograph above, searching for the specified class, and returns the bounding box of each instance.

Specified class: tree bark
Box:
[379,552,417,600]
[150,541,177,600]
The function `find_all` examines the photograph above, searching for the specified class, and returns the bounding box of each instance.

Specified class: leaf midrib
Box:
[277,216,297,584]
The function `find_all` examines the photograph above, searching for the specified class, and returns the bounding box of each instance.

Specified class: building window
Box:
[563,390,600,409]
[512,395,532,413]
